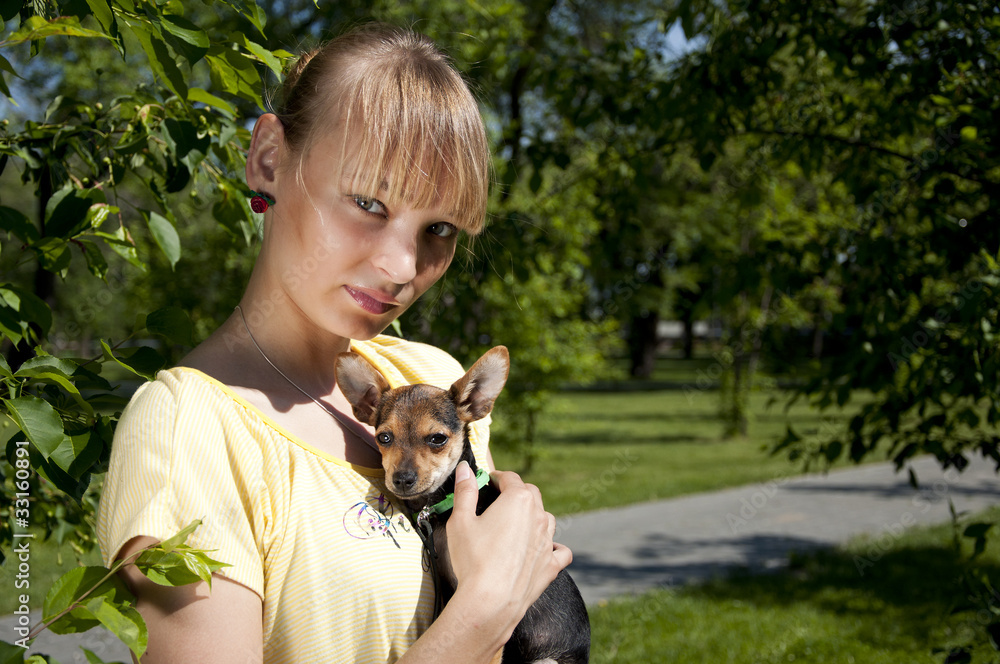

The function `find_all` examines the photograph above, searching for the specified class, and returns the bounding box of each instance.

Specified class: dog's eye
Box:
[427,433,448,447]
[377,432,393,446]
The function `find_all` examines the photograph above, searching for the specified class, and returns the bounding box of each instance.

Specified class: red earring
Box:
[249,191,275,213]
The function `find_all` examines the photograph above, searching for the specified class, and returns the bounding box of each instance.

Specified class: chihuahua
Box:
[335,346,590,664]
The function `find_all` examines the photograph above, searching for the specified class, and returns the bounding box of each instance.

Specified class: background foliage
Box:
[0,0,997,659]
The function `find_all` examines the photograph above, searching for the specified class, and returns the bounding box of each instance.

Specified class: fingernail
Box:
[455,461,472,483]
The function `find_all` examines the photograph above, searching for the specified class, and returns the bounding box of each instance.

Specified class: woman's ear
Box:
[246,113,285,194]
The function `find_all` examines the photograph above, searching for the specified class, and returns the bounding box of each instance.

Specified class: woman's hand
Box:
[446,461,572,637]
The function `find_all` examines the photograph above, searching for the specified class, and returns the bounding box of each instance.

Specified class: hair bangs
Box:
[332,45,490,235]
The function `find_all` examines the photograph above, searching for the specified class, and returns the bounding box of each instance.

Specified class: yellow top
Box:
[96,335,492,663]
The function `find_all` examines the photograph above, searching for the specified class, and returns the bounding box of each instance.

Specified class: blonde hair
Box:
[275,25,490,235]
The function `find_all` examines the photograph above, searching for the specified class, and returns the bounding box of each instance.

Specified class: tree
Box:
[655,0,998,469]
[0,1,285,657]
[644,7,1000,651]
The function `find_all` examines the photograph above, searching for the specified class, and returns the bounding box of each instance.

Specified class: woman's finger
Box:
[450,461,479,518]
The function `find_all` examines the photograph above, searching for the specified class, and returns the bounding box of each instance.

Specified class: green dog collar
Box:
[416,467,491,525]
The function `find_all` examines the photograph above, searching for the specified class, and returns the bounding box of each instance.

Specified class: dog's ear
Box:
[450,346,510,422]
[335,352,391,426]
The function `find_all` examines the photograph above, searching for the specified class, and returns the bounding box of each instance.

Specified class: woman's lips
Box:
[345,286,398,315]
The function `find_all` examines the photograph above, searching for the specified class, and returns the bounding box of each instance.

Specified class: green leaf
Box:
[0,285,52,345]
[159,13,209,64]
[187,87,236,116]
[220,0,268,36]
[206,45,264,110]
[125,19,188,100]
[5,16,112,45]
[82,647,109,664]
[960,126,977,141]
[92,225,143,270]
[48,428,102,479]
[161,118,210,175]
[80,596,147,660]
[242,35,284,76]
[45,186,106,239]
[144,306,193,346]
[0,641,25,662]
[43,566,125,629]
[85,203,114,231]
[157,519,202,552]
[135,549,206,586]
[15,354,81,381]
[33,237,72,274]
[212,179,254,241]
[144,211,181,268]
[0,206,40,243]
[0,0,20,22]
[84,0,115,34]
[100,341,165,381]
[0,53,19,101]
[3,395,66,460]
[963,523,993,539]
[132,521,230,588]
[77,239,109,279]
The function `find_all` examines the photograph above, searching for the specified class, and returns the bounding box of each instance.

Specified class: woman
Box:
[96,24,571,663]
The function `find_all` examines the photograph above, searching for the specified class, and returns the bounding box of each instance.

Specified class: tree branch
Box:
[744,128,996,187]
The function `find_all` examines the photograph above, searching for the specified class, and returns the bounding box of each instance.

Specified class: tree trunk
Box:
[722,285,772,439]
[812,326,824,358]
[681,311,695,360]
[628,311,659,378]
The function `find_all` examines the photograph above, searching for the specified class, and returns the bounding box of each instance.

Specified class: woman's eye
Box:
[354,196,386,216]
[428,222,456,238]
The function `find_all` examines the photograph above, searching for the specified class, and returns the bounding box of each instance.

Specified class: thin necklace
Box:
[235,305,379,452]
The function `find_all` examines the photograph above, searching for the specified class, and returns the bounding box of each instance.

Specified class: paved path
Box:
[4,455,998,661]
[556,454,1000,605]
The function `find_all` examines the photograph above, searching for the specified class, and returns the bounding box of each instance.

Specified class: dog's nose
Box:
[393,470,418,492]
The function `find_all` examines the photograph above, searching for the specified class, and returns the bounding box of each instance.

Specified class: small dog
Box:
[335,346,590,664]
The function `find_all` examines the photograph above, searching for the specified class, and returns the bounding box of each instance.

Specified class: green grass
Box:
[0,531,103,614]
[494,386,868,516]
[589,507,1000,663]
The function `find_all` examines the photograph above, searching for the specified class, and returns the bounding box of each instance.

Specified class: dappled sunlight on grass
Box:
[590,508,1000,663]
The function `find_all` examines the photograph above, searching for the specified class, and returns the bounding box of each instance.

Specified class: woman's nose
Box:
[374,228,418,285]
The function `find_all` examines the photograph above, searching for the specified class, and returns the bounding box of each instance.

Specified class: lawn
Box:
[589,506,1000,663]
[493,383,867,516]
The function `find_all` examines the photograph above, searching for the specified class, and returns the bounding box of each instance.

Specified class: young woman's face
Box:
[263,129,460,342]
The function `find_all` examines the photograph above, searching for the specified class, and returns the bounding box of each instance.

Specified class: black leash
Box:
[411,510,447,619]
